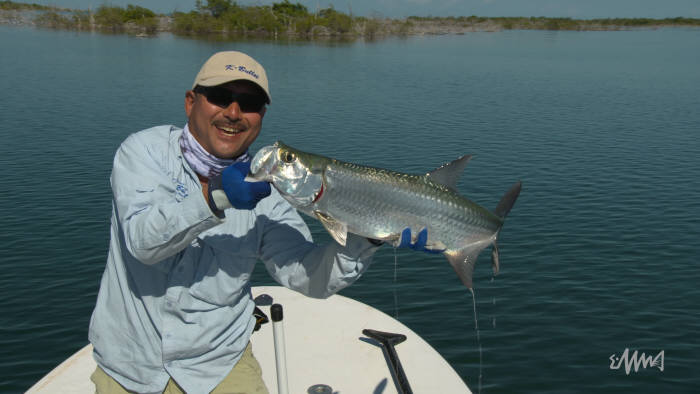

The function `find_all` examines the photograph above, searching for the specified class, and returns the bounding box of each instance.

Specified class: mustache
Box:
[213,120,247,130]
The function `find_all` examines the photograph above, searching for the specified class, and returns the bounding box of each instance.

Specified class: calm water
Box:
[1,25,699,393]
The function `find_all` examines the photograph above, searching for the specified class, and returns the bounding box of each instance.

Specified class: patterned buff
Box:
[179,124,250,178]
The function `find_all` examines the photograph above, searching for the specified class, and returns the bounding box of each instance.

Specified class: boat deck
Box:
[28,286,470,393]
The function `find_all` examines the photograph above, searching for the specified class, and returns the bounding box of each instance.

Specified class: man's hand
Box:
[396,228,445,254]
[209,162,271,213]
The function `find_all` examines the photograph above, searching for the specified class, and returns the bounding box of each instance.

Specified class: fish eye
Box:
[281,151,296,163]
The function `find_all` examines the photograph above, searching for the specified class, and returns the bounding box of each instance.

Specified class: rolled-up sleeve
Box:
[111,130,221,265]
[258,191,380,298]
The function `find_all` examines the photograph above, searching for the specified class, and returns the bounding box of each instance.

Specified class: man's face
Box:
[185,80,267,159]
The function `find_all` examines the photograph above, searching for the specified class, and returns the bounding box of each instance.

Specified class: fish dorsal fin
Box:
[426,155,472,190]
[314,211,348,246]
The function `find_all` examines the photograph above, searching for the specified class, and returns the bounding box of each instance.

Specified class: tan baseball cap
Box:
[192,51,271,103]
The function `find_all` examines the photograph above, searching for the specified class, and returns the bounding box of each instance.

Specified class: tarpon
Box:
[250,141,521,289]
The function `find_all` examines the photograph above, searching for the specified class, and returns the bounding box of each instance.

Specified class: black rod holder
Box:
[362,329,413,394]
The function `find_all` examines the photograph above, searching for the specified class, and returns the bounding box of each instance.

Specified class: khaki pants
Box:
[91,343,268,394]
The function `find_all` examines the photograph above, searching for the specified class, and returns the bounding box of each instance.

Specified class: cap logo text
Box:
[225,64,259,79]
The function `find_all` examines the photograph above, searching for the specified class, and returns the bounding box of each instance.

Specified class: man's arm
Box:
[111,130,221,264]
[257,191,380,299]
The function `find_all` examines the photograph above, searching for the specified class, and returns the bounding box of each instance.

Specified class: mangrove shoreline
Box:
[2,0,700,40]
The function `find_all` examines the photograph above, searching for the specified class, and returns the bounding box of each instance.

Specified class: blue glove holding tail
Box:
[208,161,271,215]
[397,228,445,254]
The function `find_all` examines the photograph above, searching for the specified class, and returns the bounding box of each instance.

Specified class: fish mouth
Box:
[250,143,324,206]
[250,145,278,179]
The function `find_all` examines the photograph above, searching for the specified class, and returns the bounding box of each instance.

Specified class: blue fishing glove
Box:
[208,161,271,215]
[397,228,445,254]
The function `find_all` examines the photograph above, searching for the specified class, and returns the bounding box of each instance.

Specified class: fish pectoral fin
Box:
[314,211,348,247]
[445,247,484,290]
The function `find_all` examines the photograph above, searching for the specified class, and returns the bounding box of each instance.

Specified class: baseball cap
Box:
[192,51,271,104]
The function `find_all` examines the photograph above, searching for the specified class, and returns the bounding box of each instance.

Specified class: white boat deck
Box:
[28,286,470,393]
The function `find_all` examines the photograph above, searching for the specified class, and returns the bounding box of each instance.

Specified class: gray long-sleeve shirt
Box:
[88,125,379,394]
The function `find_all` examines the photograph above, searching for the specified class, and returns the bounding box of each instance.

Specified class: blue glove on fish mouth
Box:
[397,228,445,254]
[208,161,271,215]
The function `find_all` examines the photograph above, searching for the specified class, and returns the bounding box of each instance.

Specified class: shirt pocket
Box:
[187,236,258,307]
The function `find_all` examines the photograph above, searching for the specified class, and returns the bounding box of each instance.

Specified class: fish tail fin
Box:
[445,247,483,289]
[495,181,522,220]
[444,181,522,289]
[490,181,522,275]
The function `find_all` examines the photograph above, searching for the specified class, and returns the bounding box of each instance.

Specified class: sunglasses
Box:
[194,86,267,113]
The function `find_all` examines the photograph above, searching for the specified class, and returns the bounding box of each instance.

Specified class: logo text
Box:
[225,64,259,79]
[609,348,664,375]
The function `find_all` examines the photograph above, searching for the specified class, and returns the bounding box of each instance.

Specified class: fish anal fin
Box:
[426,155,472,190]
[314,211,348,246]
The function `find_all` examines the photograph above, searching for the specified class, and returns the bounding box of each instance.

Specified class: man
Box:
[89,51,435,394]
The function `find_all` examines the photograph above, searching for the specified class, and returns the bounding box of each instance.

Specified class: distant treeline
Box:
[1,0,61,11]
[408,15,700,30]
[27,4,159,33]
[2,0,699,38]
[171,0,403,37]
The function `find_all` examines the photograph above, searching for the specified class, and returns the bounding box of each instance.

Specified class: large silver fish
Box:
[250,141,521,289]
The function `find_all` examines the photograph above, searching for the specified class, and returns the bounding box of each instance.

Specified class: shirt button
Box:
[166,301,173,308]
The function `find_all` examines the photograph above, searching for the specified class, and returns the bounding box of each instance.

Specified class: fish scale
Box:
[322,165,496,249]
[250,141,521,289]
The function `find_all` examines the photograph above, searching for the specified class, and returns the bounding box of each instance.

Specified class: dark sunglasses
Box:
[194,86,267,113]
